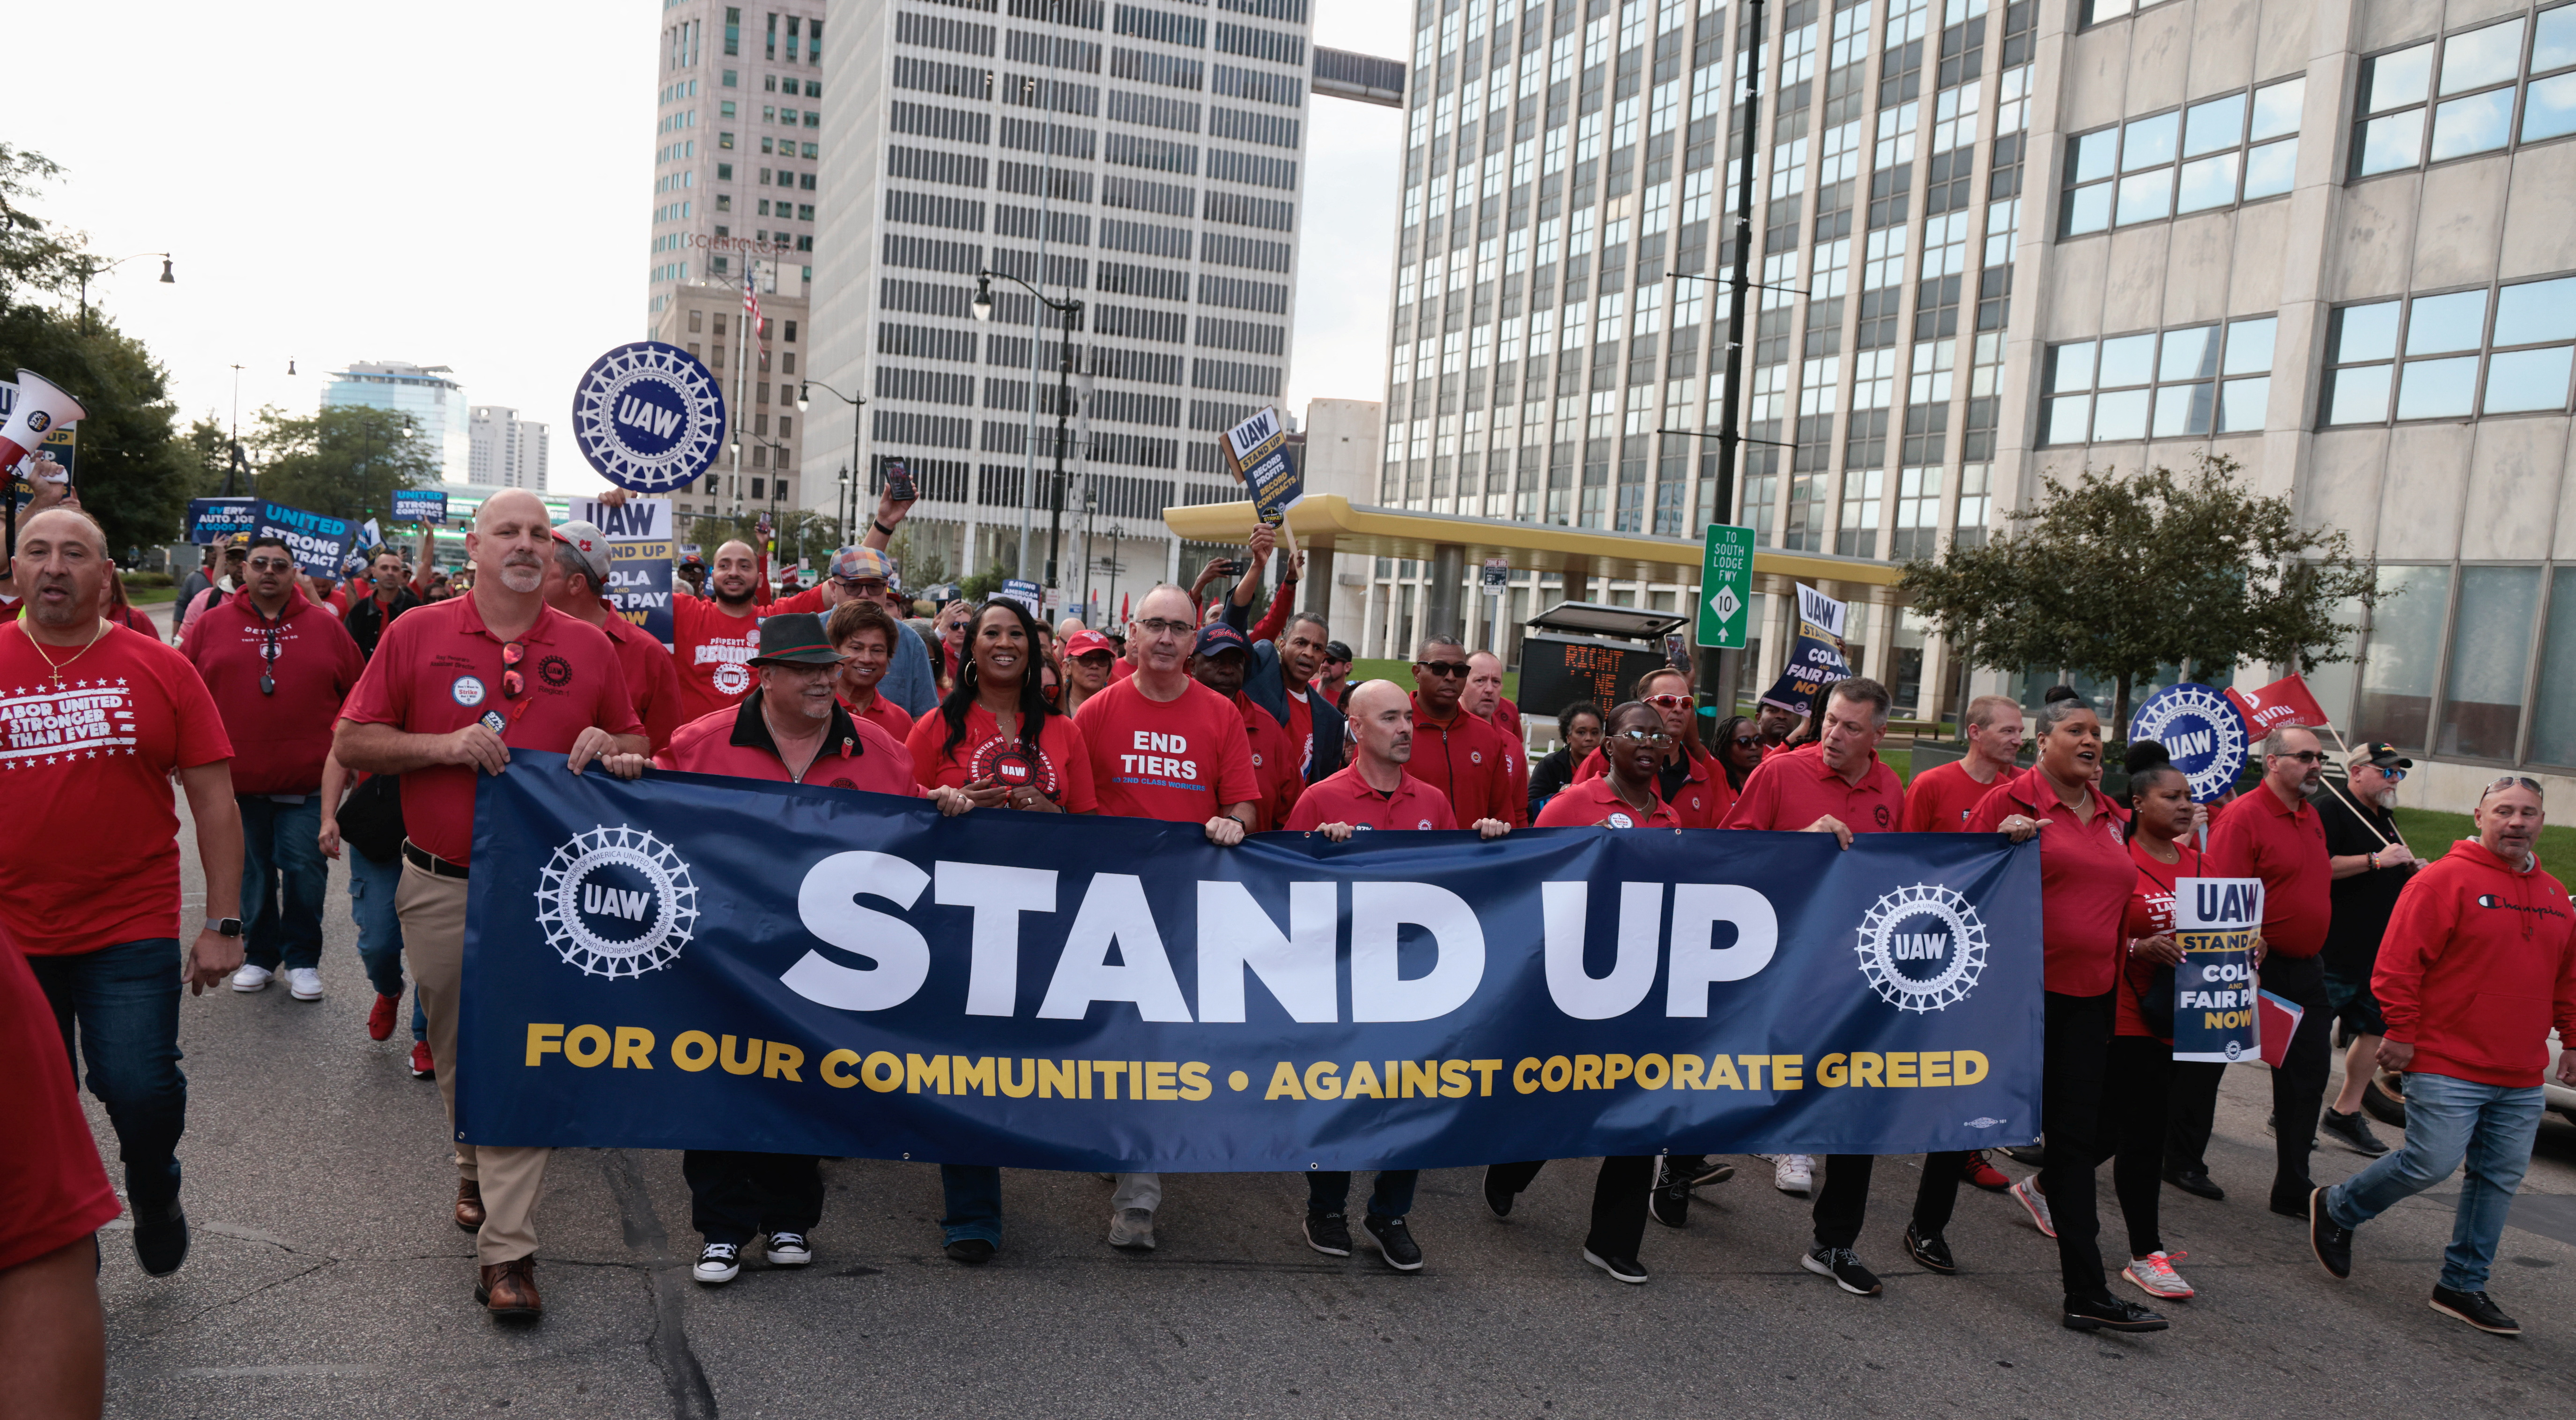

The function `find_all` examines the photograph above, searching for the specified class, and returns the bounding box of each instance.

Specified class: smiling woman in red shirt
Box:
[1968,686,2161,1334]
[906,598,1097,816]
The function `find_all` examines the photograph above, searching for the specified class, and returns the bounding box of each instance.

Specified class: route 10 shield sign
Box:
[571,341,728,494]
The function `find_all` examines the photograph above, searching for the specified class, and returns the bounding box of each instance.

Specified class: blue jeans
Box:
[1308,1169,1420,1219]
[940,1165,1001,1246]
[25,938,187,1211]
[2326,1071,2545,1292]
[238,795,327,972]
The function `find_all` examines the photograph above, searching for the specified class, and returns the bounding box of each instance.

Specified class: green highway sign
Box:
[1695,522,1754,649]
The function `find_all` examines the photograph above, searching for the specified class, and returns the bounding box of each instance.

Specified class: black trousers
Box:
[2100,1034,2172,1259]
[682,1149,824,1246]
[2260,954,2333,1206]
[2163,1060,2224,1177]
[2039,989,2114,1300]
[1487,1155,1653,1259]
[1812,1152,1971,1250]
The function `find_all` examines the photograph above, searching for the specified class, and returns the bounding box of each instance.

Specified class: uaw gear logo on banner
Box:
[2128,683,2250,803]
[571,342,728,493]
[458,754,2044,1170]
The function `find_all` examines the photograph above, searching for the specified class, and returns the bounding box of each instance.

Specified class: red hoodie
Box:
[2374,839,2576,1089]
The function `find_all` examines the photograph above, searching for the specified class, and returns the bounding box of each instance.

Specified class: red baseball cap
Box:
[1063,629,1115,659]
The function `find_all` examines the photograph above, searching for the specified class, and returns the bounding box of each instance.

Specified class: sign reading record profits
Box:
[571,341,728,494]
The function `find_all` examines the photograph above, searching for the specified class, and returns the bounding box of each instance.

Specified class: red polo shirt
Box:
[339,595,643,865]
[1484,703,1532,827]
[1407,694,1516,828]
[1236,690,1303,832]
[1901,757,2007,833]
[1535,776,1681,829]
[1573,743,1736,827]
[1966,767,2138,996]
[600,612,686,755]
[1072,673,1259,824]
[844,690,915,743]
[0,622,235,955]
[2206,783,2332,959]
[668,594,763,724]
[905,702,1098,813]
[1284,766,1459,832]
[181,585,364,794]
[657,693,918,794]
[1721,741,1905,835]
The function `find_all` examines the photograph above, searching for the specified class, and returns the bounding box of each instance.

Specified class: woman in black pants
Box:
[2108,743,2202,1301]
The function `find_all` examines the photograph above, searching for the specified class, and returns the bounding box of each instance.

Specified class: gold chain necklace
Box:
[28,617,109,689]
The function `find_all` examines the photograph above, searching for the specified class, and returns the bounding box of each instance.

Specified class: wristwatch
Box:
[207,917,243,938]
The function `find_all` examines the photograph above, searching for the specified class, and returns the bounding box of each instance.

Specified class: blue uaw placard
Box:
[2171,876,2263,1063]
[570,341,728,494]
[255,500,351,577]
[392,488,449,525]
[185,497,257,543]
[2129,683,2249,803]
[458,755,2043,1169]
[1222,407,1300,525]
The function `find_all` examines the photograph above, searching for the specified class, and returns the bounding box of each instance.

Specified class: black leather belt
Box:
[401,839,469,880]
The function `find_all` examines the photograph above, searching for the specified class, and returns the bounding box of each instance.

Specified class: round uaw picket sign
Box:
[570,341,727,493]
[2128,682,2248,803]
[1854,884,1988,1013]
[534,825,699,979]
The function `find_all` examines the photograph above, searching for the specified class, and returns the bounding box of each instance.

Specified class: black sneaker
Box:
[1363,1214,1423,1272]
[1903,1225,1956,1275]
[1481,1165,1515,1219]
[2062,1293,2169,1332]
[1673,1153,1736,1188]
[1582,1248,1648,1284]
[1303,1212,1353,1257]
[2319,1108,2391,1157]
[2309,1187,2353,1279]
[944,1238,995,1265]
[1802,1246,1883,1296]
[1648,1159,1692,1229]
[2429,1285,2521,1335]
[2163,1166,2225,1201]
[133,1199,189,1277]
[2001,1143,2048,1167]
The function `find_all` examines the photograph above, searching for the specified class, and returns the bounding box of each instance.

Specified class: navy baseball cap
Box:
[1193,623,1249,658]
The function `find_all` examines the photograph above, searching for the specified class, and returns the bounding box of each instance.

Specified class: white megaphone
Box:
[0,369,87,473]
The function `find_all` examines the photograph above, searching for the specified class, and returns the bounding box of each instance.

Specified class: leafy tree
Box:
[958,558,1016,602]
[677,507,843,571]
[0,143,77,316]
[0,304,194,555]
[1898,455,2381,729]
[242,404,439,523]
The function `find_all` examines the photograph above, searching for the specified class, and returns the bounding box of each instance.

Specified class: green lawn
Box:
[1351,658,1520,702]
[126,585,178,605]
[2389,806,2576,868]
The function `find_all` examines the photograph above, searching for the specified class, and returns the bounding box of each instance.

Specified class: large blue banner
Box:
[459,755,2043,1170]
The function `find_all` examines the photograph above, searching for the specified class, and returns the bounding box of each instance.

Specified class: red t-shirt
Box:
[905,701,1099,813]
[1236,689,1303,832]
[1071,674,1260,824]
[1966,767,2138,997]
[2206,785,2332,959]
[1284,766,1458,832]
[598,613,686,754]
[1406,695,1517,828]
[1573,743,1735,827]
[1901,758,2007,833]
[0,940,121,1271]
[1535,776,1681,829]
[658,696,919,794]
[0,622,235,955]
[1283,685,1315,781]
[338,595,644,865]
[1721,741,1905,835]
[2118,838,2203,1041]
[181,587,364,795]
[845,690,916,743]
[668,594,764,725]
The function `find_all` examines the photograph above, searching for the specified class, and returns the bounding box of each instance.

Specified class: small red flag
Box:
[2257,988,2306,1069]
[2226,673,2328,737]
[1119,592,1130,623]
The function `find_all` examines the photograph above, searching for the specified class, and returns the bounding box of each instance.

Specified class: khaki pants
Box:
[400,857,551,1266]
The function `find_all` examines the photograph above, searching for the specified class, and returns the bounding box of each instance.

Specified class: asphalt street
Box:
[73,602,2576,1418]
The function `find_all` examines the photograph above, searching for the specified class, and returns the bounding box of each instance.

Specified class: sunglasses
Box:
[2274,750,2326,764]
[1644,693,1692,709]
[1613,727,1673,745]
[2365,766,2407,783]
[1415,661,1471,677]
[501,640,527,700]
[248,556,296,573]
[1729,734,1760,747]
[2483,775,2544,799]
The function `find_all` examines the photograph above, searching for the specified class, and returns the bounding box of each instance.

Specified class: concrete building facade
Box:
[323,361,471,483]
[809,0,1318,612]
[467,405,552,492]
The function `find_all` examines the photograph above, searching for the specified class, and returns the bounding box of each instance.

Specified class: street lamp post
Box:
[73,252,174,337]
[797,379,867,543]
[970,270,1084,608]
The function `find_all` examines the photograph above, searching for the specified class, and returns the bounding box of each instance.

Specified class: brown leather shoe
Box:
[454,1179,486,1233]
[475,1257,541,1318]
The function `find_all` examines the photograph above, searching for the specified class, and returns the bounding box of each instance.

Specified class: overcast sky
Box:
[4,1,1404,498]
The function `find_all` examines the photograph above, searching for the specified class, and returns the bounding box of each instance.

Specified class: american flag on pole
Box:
[742,262,764,342]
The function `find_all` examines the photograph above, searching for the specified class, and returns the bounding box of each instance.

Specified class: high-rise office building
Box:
[809,0,1321,603]
[323,361,472,482]
[1372,0,2576,810]
[647,1,826,525]
[468,405,552,492]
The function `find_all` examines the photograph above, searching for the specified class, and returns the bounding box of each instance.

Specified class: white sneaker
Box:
[2122,1249,2194,1300]
[1107,1206,1157,1250]
[1772,1154,1815,1196]
[764,1232,813,1266]
[2010,1175,2057,1238]
[285,967,324,1001]
[693,1242,740,1285]
[229,965,273,993]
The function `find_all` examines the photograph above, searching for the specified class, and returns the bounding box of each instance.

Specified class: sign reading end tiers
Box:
[571,341,728,494]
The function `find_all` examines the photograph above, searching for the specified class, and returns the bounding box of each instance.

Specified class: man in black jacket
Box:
[1219,521,1345,785]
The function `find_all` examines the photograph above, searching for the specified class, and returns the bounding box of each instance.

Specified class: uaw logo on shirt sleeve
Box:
[1854,884,1989,1012]
[570,341,728,494]
[2127,683,2250,804]
[535,825,699,979]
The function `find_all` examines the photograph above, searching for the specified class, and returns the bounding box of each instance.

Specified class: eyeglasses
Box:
[500,640,527,700]
[2274,749,2326,764]
[1612,728,1673,745]
[1135,617,1194,639]
[1415,661,1471,677]
[1644,693,1693,709]
[834,577,887,595]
